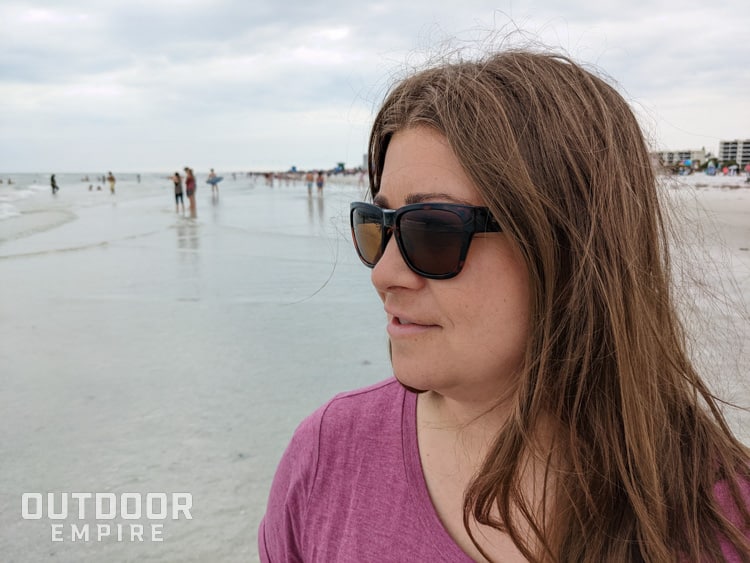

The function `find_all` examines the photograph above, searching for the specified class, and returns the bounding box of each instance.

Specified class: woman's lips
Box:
[386,315,439,337]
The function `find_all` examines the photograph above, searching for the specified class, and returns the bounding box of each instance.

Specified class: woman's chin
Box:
[396,380,428,394]
[392,370,429,394]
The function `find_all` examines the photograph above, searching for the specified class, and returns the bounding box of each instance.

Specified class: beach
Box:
[0,171,748,562]
[661,175,750,439]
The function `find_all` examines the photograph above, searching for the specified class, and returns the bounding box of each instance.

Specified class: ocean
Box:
[1,171,748,562]
[0,172,391,562]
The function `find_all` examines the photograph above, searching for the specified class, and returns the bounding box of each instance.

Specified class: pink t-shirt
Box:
[258,378,472,562]
[258,378,750,561]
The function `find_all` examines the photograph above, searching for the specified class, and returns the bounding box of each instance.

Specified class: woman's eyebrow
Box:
[404,192,474,205]
[374,192,475,208]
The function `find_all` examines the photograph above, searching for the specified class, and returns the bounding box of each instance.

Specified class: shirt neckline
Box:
[401,386,475,560]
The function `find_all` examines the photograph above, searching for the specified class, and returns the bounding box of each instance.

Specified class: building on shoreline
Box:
[652,148,706,167]
[652,138,750,170]
[718,139,750,167]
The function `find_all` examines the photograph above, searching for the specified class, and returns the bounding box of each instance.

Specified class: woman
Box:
[259,50,749,561]
[184,167,196,217]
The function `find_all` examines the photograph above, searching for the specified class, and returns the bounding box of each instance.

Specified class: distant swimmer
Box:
[50,174,59,194]
[107,171,116,194]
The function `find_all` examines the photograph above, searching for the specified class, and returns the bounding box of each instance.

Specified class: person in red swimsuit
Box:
[184,167,196,217]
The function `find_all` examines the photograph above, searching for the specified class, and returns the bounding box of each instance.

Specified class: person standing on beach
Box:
[107,171,116,194]
[184,167,197,217]
[315,171,325,194]
[172,171,185,213]
[259,49,750,561]
[50,174,59,194]
[207,168,220,197]
[305,171,314,194]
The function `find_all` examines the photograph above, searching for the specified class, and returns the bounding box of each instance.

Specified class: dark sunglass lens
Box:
[399,209,465,275]
[352,207,384,266]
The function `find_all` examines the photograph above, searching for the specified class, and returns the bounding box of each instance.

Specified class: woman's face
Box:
[372,127,530,404]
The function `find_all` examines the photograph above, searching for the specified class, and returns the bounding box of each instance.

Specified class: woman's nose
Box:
[371,233,423,292]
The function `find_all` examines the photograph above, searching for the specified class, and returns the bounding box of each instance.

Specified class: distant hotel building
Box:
[653,139,750,168]
[653,149,706,167]
[718,139,750,167]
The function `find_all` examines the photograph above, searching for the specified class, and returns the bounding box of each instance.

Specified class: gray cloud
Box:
[1,0,748,172]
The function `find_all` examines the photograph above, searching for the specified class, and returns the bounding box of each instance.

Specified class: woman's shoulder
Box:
[713,471,750,561]
[323,377,405,411]
[300,377,406,438]
[262,377,410,522]
[714,473,750,524]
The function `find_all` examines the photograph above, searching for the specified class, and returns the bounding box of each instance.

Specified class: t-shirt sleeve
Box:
[258,411,321,562]
[715,477,750,562]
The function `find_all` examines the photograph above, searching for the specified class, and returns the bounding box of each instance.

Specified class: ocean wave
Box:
[0,202,21,220]
[0,181,48,208]
[0,208,76,243]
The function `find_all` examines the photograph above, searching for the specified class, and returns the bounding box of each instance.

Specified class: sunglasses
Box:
[350,201,502,279]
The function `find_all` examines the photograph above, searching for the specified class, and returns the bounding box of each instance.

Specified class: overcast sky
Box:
[1,0,748,173]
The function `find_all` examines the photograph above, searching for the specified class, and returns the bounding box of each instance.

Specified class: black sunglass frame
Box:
[349,201,502,279]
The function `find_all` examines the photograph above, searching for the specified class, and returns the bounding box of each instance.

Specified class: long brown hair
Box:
[368,50,750,562]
